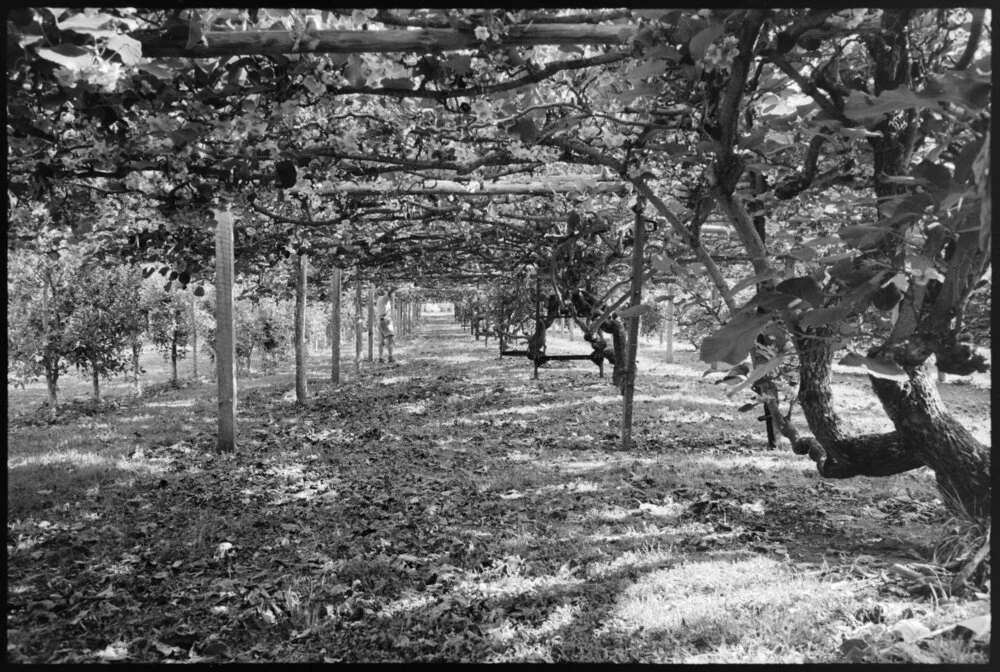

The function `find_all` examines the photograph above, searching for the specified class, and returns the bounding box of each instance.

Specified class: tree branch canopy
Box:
[318,178,627,197]
[136,24,630,58]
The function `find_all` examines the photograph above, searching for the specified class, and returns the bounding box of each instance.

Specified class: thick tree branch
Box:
[301,148,523,175]
[711,186,771,277]
[953,8,985,71]
[538,136,625,172]
[769,53,851,124]
[717,11,766,155]
[630,178,738,314]
[319,178,627,197]
[774,134,827,199]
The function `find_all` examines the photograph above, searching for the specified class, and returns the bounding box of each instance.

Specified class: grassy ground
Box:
[7,313,991,663]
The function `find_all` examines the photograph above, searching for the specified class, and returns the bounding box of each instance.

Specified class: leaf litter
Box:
[6,316,990,663]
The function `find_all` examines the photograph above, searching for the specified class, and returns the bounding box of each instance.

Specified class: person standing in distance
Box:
[377,291,395,363]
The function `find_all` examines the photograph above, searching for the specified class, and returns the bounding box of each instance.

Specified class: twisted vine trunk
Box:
[870,368,991,517]
[45,362,59,409]
[790,333,990,517]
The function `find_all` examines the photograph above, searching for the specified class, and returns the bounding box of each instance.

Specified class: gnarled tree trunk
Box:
[45,363,59,409]
[787,332,989,518]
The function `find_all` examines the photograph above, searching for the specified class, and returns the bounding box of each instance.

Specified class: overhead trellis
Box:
[134,24,629,57]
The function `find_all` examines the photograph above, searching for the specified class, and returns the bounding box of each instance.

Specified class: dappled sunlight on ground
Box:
[685,453,803,472]
[8,447,167,478]
[7,314,990,664]
[145,398,198,408]
[532,480,604,495]
[586,520,711,546]
[455,561,585,600]
[594,555,858,639]
[429,353,485,365]
[375,591,438,619]
[548,455,657,476]
[485,603,580,663]
[475,398,587,417]
[585,543,681,579]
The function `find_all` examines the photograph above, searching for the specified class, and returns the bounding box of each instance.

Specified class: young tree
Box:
[143,282,193,386]
[64,264,147,402]
[257,299,294,373]
[7,249,76,408]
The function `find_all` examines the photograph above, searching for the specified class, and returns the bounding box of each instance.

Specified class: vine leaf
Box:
[839,352,908,380]
[774,277,824,308]
[838,224,887,250]
[799,305,852,328]
[617,303,652,319]
[729,269,783,295]
[107,34,142,66]
[700,312,771,365]
[508,118,538,145]
[688,23,725,64]
[35,44,92,70]
[725,355,786,398]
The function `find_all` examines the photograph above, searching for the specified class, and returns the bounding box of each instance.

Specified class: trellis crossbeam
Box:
[137,24,627,58]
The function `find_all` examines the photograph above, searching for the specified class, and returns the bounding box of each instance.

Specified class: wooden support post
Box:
[709,284,723,370]
[331,266,341,384]
[354,276,362,374]
[190,290,198,378]
[212,206,236,453]
[621,197,646,451]
[753,211,777,449]
[367,285,374,362]
[664,297,674,363]
[294,252,308,404]
[41,278,57,409]
[533,274,541,380]
[498,298,506,357]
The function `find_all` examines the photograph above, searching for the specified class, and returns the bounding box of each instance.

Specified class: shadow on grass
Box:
[6,314,985,664]
[6,388,218,519]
